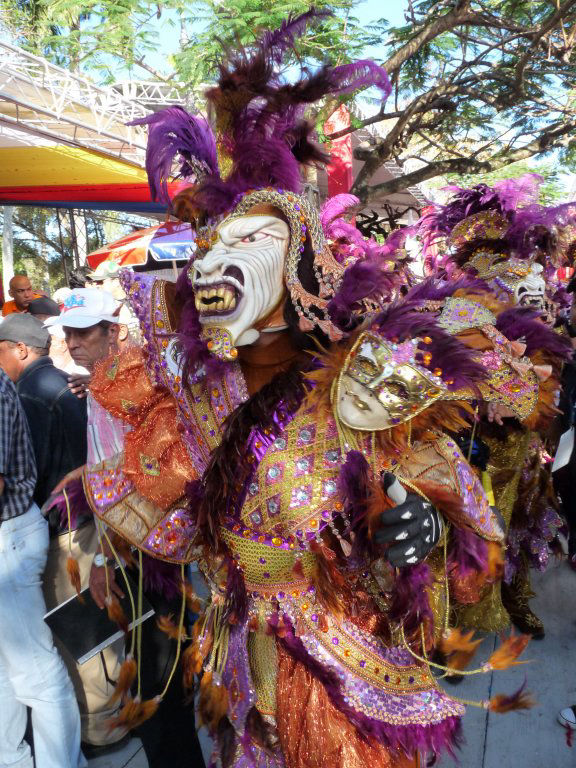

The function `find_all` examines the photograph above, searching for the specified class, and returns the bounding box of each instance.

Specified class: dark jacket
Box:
[16,356,87,509]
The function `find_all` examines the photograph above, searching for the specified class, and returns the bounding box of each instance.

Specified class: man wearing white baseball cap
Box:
[46,288,129,750]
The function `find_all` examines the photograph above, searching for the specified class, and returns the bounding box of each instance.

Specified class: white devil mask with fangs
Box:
[192,214,290,358]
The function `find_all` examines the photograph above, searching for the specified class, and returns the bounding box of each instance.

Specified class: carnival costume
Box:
[71,15,536,767]
[417,177,573,635]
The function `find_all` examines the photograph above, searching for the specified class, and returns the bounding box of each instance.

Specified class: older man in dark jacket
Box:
[0,313,127,749]
[0,314,87,509]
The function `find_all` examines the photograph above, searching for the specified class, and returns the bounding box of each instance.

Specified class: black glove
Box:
[374,475,442,566]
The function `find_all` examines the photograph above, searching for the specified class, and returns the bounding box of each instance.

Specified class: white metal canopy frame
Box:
[0,40,150,165]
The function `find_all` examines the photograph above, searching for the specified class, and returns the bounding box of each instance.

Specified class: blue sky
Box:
[142,0,409,78]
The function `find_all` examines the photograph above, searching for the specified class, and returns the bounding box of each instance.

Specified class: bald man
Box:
[2,275,42,316]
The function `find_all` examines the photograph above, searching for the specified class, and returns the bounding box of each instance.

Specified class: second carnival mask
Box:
[336,332,446,431]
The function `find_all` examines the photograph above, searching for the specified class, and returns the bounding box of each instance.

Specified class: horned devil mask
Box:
[192,214,290,358]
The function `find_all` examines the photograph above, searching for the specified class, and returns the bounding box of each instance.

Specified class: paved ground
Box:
[88,558,576,768]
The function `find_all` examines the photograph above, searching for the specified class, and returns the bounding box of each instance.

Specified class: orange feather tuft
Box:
[487,541,505,581]
[66,556,83,601]
[182,643,204,689]
[488,684,535,713]
[156,613,185,641]
[439,628,483,671]
[107,655,137,706]
[487,633,530,671]
[181,583,203,614]
[108,695,160,730]
[106,595,129,635]
[198,671,229,730]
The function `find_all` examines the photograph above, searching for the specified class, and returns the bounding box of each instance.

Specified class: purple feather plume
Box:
[321,193,360,235]
[388,562,435,639]
[261,8,331,63]
[328,257,398,330]
[495,307,572,360]
[129,106,218,205]
[447,527,489,578]
[405,276,490,304]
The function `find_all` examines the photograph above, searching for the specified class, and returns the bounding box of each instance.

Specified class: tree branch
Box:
[353,116,576,203]
[514,0,576,91]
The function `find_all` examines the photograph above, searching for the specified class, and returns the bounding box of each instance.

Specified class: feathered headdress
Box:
[418,174,575,270]
[130,10,391,344]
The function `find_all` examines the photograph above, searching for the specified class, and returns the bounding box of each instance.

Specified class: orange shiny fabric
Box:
[124,397,196,507]
[92,346,197,507]
[276,644,419,768]
[91,346,164,427]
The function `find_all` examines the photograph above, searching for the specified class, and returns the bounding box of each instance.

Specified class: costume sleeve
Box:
[83,346,199,564]
[388,435,504,606]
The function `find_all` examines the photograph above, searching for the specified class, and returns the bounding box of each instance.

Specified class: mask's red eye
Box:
[240,231,267,244]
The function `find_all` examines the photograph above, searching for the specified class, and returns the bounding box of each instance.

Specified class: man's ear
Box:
[17,342,29,360]
[8,288,14,299]
[118,323,129,343]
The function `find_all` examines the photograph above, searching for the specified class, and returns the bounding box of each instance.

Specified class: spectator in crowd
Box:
[0,313,127,751]
[29,295,87,375]
[0,362,84,768]
[49,288,205,767]
[28,296,62,324]
[2,274,42,316]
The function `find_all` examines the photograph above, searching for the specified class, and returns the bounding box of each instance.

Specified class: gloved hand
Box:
[374,473,442,566]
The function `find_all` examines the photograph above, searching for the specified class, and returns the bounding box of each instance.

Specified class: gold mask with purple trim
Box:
[336,332,446,431]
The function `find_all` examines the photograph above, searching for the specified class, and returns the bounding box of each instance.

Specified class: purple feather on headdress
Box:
[262,8,331,63]
[129,106,218,205]
[404,275,490,304]
[492,173,543,211]
[327,257,398,330]
[495,307,572,360]
[135,12,391,216]
[504,202,576,259]
[321,193,360,236]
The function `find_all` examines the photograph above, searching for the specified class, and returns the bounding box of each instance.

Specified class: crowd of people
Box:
[2,13,576,768]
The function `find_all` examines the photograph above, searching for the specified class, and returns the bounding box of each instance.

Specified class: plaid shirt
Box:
[0,368,37,521]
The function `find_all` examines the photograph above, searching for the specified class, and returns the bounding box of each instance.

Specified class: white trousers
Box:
[0,505,86,768]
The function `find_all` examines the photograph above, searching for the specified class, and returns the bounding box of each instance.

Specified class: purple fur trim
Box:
[224,552,249,624]
[447,527,488,578]
[495,307,572,359]
[55,476,90,530]
[141,554,182,599]
[388,562,435,639]
[271,614,462,758]
[129,106,218,205]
